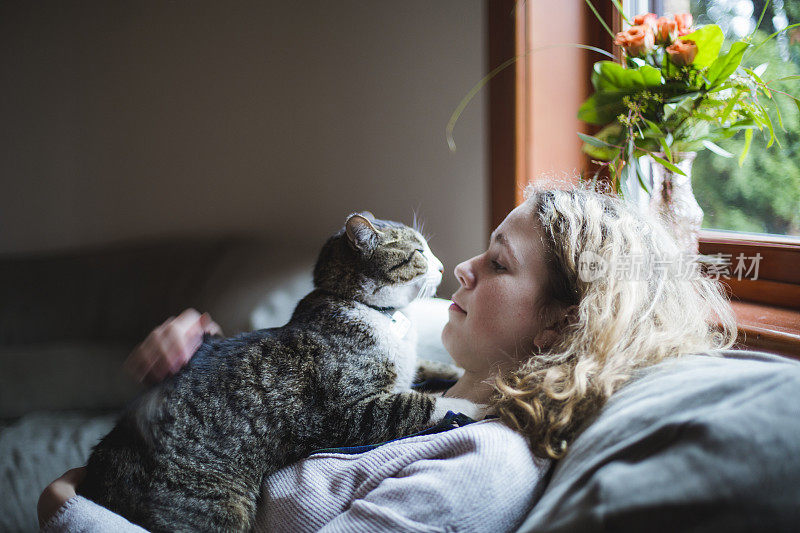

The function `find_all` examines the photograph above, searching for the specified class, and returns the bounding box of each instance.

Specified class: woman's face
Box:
[442,202,553,374]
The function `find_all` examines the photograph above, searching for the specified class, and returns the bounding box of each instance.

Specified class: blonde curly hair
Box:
[492,183,737,459]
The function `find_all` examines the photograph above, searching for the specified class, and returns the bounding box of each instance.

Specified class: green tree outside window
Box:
[690,0,800,236]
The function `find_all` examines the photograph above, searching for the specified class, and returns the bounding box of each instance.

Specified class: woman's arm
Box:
[38,468,146,533]
[38,310,221,530]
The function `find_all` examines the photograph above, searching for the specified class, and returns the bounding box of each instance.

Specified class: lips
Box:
[449,299,467,314]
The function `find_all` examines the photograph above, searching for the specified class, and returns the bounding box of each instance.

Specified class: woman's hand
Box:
[38,467,85,528]
[124,308,223,384]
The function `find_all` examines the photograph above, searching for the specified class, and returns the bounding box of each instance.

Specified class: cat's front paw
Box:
[415,359,465,382]
[430,397,488,423]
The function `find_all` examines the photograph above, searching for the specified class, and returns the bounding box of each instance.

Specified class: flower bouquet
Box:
[578,7,799,196]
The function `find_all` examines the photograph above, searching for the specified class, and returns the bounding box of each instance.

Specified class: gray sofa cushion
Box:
[0,342,140,419]
[518,349,800,533]
[0,238,229,345]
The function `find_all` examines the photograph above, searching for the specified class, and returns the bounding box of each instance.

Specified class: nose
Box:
[431,257,444,275]
[454,259,475,289]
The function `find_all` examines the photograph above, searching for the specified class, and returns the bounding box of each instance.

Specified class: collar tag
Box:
[389,310,411,338]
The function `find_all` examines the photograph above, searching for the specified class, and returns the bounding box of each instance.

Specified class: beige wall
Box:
[0,0,487,295]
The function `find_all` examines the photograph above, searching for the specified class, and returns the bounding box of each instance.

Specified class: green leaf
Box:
[774,102,785,132]
[642,118,665,137]
[756,102,777,148]
[570,44,617,60]
[751,0,771,41]
[772,75,800,81]
[707,82,735,93]
[592,61,663,92]
[666,91,700,104]
[658,137,673,163]
[726,119,758,131]
[577,132,618,150]
[741,102,765,129]
[702,140,734,158]
[579,124,622,160]
[634,156,651,194]
[747,22,800,59]
[634,120,645,139]
[680,25,725,69]
[705,41,749,88]
[619,138,638,196]
[701,99,729,108]
[695,112,719,122]
[647,153,687,176]
[739,128,753,166]
[578,93,628,125]
[744,67,771,97]
[608,0,630,25]
[753,63,768,77]
[577,94,602,124]
[661,55,678,79]
[584,0,615,39]
[720,90,743,123]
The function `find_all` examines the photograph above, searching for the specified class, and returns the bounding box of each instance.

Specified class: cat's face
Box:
[313,212,443,309]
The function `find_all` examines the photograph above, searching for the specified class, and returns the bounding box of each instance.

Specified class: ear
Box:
[345,214,380,255]
[532,305,579,353]
[359,211,376,222]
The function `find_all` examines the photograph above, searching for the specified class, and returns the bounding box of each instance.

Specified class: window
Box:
[489,0,800,358]
[646,0,800,239]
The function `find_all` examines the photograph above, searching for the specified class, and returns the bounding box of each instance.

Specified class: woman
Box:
[38,184,737,531]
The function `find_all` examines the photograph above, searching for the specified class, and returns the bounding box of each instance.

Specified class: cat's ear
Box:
[346,214,380,255]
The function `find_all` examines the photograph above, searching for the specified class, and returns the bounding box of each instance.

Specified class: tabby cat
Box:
[78,212,480,532]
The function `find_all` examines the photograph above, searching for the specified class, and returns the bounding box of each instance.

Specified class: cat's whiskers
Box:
[413,276,439,301]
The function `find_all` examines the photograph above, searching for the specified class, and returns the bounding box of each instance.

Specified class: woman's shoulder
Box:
[307,416,536,466]
[442,418,542,462]
[447,417,530,445]
[383,417,540,466]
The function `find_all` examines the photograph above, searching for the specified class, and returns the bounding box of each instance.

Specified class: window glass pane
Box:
[682,0,800,237]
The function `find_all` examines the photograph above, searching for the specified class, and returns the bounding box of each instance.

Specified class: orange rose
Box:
[633,13,658,30]
[655,16,677,44]
[674,13,693,36]
[614,25,656,57]
[666,39,698,66]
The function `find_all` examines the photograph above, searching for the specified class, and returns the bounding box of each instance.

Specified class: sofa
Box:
[1,237,798,532]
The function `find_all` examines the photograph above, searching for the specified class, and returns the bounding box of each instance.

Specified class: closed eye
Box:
[389,250,424,271]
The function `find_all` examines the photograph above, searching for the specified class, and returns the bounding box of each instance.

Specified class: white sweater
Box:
[44,419,551,533]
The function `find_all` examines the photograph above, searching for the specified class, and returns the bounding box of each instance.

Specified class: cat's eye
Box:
[408,249,425,261]
[389,249,424,271]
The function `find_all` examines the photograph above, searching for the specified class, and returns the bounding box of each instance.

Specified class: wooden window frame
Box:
[487,0,800,358]
[487,0,617,230]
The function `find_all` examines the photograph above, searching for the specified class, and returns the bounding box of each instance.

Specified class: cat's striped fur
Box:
[78,212,479,532]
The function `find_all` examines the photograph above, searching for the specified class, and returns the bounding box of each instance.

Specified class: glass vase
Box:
[647,152,703,255]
